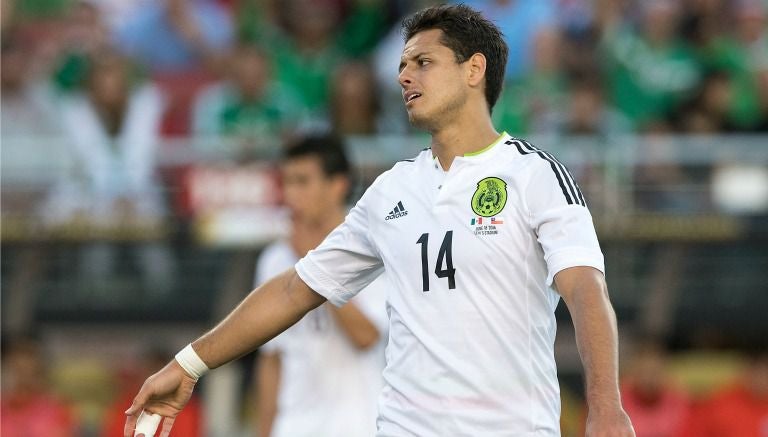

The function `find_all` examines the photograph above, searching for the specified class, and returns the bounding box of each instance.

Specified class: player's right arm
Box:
[124,268,325,437]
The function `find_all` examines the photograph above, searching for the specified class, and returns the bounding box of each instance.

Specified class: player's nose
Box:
[398,68,413,89]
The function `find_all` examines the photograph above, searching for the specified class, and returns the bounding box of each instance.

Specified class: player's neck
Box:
[429,111,499,171]
[290,208,346,257]
[319,208,347,234]
[294,208,346,235]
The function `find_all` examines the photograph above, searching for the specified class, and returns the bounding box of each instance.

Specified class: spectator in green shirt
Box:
[601,0,702,129]
[493,26,567,136]
[191,43,305,158]
[693,1,768,131]
[241,0,389,125]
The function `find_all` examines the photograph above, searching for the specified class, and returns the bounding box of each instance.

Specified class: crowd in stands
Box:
[3,0,767,142]
[3,0,766,221]
[617,340,768,437]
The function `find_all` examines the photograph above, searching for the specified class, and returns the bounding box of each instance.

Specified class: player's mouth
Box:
[404,90,422,106]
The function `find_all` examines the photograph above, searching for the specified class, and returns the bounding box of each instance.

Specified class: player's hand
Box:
[124,360,198,437]
[585,407,635,437]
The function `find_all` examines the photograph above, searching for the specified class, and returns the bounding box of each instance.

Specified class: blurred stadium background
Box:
[1,0,767,436]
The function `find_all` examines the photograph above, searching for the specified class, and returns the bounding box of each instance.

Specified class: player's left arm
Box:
[555,266,635,437]
[327,302,380,350]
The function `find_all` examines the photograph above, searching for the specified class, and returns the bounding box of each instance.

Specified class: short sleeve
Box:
[525,158,604,286]
[295,189,384,306]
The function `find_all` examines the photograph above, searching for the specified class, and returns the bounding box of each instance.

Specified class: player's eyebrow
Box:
[399,51,431,73]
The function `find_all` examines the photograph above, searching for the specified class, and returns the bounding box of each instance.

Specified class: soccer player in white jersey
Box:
[124,5,635,437]
[254,135,387,437]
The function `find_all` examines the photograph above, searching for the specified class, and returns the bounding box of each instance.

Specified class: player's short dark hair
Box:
[402,4,508,113]
[284,134,351,180]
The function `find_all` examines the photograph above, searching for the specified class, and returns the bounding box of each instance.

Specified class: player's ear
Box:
[466,53,486,88]
[330,174,350,203]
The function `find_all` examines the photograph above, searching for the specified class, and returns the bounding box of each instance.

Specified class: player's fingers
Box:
[158,416,177,437]
[125,389,150,416]
[124,412,139,437]
[124,388,152,437]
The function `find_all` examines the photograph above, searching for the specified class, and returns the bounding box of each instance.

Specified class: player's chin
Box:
[407,111,432,130]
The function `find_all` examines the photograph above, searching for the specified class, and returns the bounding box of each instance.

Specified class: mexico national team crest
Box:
[471,177,507,217]
[470,177,507,236]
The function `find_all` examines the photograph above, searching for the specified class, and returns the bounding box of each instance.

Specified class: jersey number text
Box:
[416,231,456,291]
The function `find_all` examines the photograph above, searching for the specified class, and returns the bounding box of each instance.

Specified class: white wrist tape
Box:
[134,411,161,436]
[174,344,209,380]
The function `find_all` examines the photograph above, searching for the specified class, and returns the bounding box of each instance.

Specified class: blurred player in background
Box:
[254,135,387,437]
[125,5,633,437]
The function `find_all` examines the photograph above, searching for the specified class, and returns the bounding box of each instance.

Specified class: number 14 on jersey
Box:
[416,231,456,292]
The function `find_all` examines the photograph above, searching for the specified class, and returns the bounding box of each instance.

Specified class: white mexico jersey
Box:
[256,241,388,437]
[296,132,604,436]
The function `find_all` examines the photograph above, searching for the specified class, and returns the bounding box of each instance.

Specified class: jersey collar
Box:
[429,132,510,171]
[453,131,510,164]
[463,131,508,157]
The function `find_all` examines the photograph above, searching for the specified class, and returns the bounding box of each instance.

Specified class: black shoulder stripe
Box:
[533,145,586,206]
[510,140,573,205]
[546,150,586,206]
[509,139,586,206]
[519,139,586,206]
[536,148,585,207]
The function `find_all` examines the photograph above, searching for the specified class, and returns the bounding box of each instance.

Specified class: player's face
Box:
[281,156,342,224]
[399,29,470,130]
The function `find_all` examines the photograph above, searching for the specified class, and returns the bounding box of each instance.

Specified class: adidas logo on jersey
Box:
[385,201,408,220]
